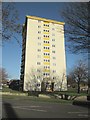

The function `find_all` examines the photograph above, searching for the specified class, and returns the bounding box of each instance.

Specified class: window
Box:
[38,43,41,45]
[43,73,49,76]
[52,28,55,30]
[44,53,50,56]
[53,70,56,73]
[37,49,41,52]
[52,51,55,53]
[38,31,41,34]
[44,47,49,49]
[37,83,40,86]
[44,59,50,62]
[43,35,49,38]
[53,63,56,66]
[52,45,55,47]
[44,30,49,32]
[44,66,50,69]
[53,77,56,80]
[43,24,49,27]
[53,57,56,59]
[37,55,41,58]
[52,39,55,41]
[37,69,41,72]
[48,73,50,75]
[44,41,49,43]
[37,62,41,65]
[38,37,41,39]
[38,26,41,28]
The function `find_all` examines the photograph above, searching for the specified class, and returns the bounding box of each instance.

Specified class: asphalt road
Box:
[2,98,88,119]
[0,98,2,120]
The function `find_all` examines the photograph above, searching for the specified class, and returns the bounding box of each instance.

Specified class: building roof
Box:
[26,15,65,25]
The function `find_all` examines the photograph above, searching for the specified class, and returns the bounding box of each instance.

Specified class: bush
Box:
[28,91,40,97]
[9,80,20,91]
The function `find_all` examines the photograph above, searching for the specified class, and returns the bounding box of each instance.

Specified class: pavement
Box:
[2,97,88,119]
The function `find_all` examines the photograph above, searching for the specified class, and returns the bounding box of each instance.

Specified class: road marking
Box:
[78,114,88,117]
[68,112,88,118]
[13,106,41,108]
[68,112,88,114]
[13,106,47,112]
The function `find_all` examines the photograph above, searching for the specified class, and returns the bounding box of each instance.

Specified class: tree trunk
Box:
[51,82,54,91]
[77,79,80,94]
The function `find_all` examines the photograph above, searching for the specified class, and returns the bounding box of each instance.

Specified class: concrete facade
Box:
[20,16,67,91]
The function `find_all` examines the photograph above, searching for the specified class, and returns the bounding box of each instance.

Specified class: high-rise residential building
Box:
[20,15,67,91]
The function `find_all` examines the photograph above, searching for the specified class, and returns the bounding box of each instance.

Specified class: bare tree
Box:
[70,60,88,93]
[61,2,89,54]
[25,67,43,91]
[49,70,67,91]
[0,67,9,84]
[1,2,22,44]
[67,74,76,88]
[24,67,67,92]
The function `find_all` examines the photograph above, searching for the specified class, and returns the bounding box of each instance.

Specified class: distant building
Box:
[20,15,67,91]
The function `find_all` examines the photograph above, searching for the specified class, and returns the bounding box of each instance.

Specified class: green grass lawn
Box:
[2,86,73,103]
[2,86,88,104]
[2,86,88,96]
[2,94,73,104]
[2,86,23,93]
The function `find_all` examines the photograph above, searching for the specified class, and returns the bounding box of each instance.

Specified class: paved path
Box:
[2,98,88,119]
